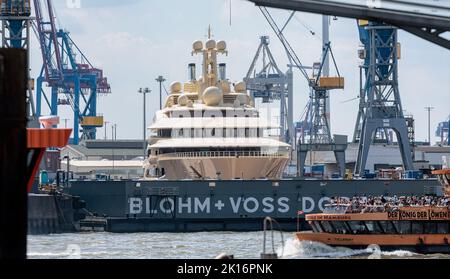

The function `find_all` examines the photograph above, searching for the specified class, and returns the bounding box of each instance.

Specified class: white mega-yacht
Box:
[143,30,290,180]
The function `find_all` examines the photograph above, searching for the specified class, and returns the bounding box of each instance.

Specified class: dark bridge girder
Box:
[248,0,450,49]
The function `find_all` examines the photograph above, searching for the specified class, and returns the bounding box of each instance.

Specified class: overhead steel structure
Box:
[436,116,450,146]
[259,7,347,177]
[248,0,450,49]
[244,35,294,145]
[0,0,37,126]
[33,0,111,144]
[353,20,413,174]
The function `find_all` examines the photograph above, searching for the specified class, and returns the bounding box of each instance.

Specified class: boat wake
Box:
[277,237,417,259]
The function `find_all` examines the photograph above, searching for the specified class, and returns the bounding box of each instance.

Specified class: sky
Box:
[30,0,450,143]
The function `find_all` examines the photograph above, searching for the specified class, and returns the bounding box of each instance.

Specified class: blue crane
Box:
[33,0,111,144]
[353,20,413,174]
[0,0,37,123]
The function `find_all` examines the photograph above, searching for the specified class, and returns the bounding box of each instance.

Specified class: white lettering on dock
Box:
[178,197,192,214]
[302,197,315,213]
[194,197,210,213]
[160,198,174,214]
[243,197,259,213]
[277,197,290,213]
[129,197,142,214]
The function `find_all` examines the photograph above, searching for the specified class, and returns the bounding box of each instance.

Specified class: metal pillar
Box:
[0,49,28,259]
[354,23,413,174]
[286,68,294,149]
[425,106,434,145]
[156,76,166,110]
[322,15,331,129]
[139,87,151,157]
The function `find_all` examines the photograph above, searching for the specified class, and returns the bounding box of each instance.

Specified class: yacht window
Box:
[392,221,411,234]
[365,221,383,234]
[437,222,448,234]
[411,222,424,234]
[320,221,335,233]
[348,221,369,234]
[379,221,397,234]
[245,128,249,137]
[310,221,322,233]
[234,128,238,138]
[332,221,348,234]
[315,221,324,233]
[424,222,437,234]
[211,128,215,136]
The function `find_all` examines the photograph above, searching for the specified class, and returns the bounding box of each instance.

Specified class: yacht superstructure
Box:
[143,29,290,180]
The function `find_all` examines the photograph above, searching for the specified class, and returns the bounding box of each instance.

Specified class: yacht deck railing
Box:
[158,150,288,159]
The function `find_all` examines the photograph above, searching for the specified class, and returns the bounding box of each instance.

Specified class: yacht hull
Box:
[158,156,289,180]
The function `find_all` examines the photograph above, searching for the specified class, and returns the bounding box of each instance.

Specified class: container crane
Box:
[33,0,111,144]
[0,0,37,126]
[259,7,347,177]
[436,116,450,146]
[244,35,294,145]
[353,20,413,175]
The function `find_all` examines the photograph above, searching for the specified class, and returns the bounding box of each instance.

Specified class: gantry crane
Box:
[259,7,347,177]
[244,35,294,145]
[353,20,413,174]
[0,0,37,125]
[32,0,111,144]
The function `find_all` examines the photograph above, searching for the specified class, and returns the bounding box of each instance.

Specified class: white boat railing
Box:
[158,150,288,159]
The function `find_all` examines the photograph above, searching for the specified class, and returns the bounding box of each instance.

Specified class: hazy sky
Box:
[30,0,450,143]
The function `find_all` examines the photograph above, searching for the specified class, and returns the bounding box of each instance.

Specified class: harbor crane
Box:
[32,0,111,144]
[250,0,441,174]
[244,35,294,145]
[259,7,347,177]
[353,20,414,174]
[0,0,37,126]
[436,116,450,146]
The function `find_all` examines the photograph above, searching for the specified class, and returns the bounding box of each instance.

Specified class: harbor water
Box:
[27,232,450,259]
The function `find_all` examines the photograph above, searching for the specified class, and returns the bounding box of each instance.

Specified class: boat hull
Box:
[296,232,450,254]
[157,156,289,180]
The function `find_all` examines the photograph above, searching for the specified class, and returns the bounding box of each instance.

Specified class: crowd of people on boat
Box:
[326,195,450,213]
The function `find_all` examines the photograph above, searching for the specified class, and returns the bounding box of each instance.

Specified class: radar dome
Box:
[234,81,246,93]
[193,40,203,51]
[178,94,189,106]
[202,86,222,106]
[205,39,216,50]
[217,40,227,51]
[170,82,182,93]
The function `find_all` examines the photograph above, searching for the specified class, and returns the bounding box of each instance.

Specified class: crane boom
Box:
[33,0,111,144]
